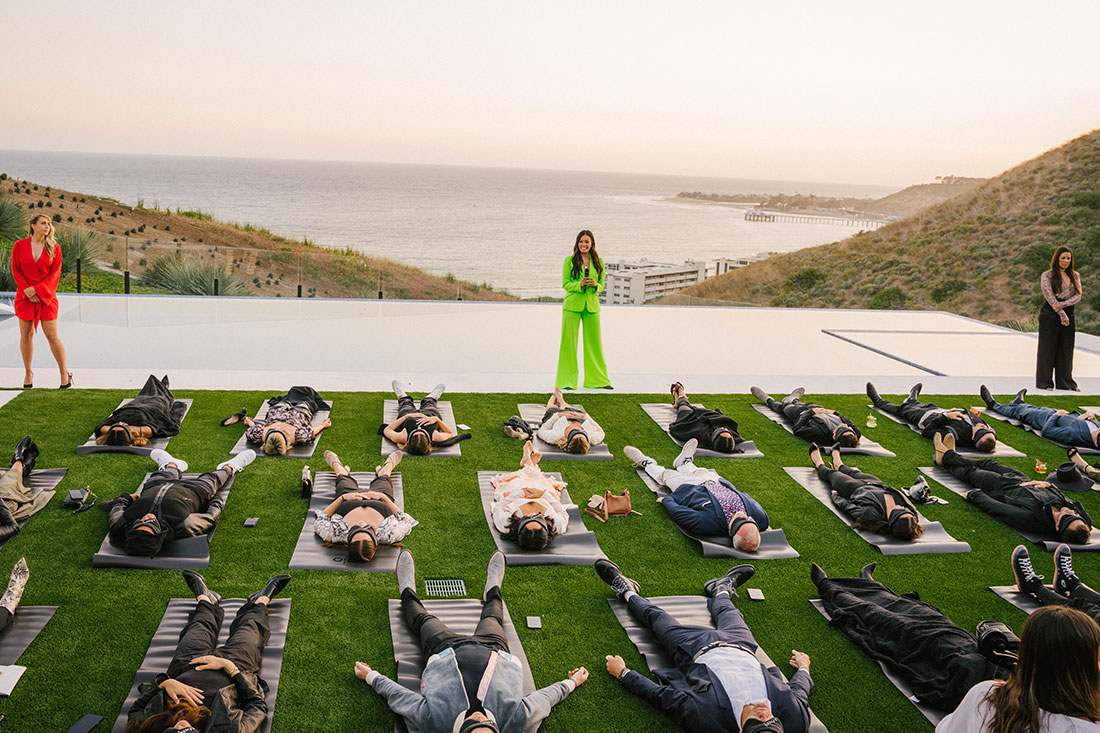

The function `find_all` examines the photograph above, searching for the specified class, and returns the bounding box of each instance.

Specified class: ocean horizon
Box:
[0,149,898,297]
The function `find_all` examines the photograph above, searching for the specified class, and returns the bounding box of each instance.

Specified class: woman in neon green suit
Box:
[555,230,612,389]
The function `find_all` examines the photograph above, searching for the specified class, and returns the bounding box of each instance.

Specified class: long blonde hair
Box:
[28,214,58,260]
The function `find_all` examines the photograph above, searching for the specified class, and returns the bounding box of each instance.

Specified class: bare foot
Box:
[831,450,844,470]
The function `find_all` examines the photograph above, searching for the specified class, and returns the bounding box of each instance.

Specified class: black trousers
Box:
[401,587,509,659]
[674,396,695,420]
[398,395,441,420]
[335,473,394,499]
[1029,582,1100,622]
[816,464,881,499]
[941,452,1026,493]
[1037,303,1077,390]
[166,601,270,678]
[876,399,934,426]
[145,466,232,504]
[0,608,11,634]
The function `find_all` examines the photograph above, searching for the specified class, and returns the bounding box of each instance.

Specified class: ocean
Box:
[0,150,898,298]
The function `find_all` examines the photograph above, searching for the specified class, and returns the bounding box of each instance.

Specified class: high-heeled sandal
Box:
[221,408,248,427]
[59,373,73,389]
[22,382,32,389]
[1068,447,1080,461]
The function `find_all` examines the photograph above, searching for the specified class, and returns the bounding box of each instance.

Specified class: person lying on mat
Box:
[808,442,924,541]
[0,436,48,542]
[981,385,1100,449]
[380,380,470,456]
[1011,543,1100,627]
[536,388,605,455]
[751,386,861,448]
[0,558,28,637]
[598,558,813,733]
[868,382,997,453]
[124,570,290,733]
[95,374,187,447]
[811,562,1013,718]
[625,439,768,551]
[490,440,569,551]
[934,432,1092,545]
[667,382,745,454]
[241,386,331,456]
[355,550,587,733]
[101,449,255,557]
[313,449,417,563]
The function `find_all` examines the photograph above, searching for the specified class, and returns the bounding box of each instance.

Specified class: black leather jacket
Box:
[127,670,268,732]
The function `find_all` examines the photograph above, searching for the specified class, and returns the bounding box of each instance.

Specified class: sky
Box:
[5,0,1100,186]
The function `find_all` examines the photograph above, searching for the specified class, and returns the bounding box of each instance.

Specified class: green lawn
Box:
[0,387,1096,732]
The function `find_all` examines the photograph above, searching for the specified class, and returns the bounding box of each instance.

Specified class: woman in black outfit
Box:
[95,374,187,447]
[380,380,469,455]
[1036,245,1082,391]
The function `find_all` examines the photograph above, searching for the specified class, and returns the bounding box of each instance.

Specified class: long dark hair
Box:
[988,606,1100,733]
[570,230,602,280]
[125,701,211,733]
[1049,246,1081,294]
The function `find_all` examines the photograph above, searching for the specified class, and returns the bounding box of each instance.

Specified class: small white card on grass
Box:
[457,423,471,430]
[0,665,26,696]
[747,588,765,601]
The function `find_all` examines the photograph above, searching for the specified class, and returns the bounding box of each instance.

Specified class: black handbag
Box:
[64,486,98,514]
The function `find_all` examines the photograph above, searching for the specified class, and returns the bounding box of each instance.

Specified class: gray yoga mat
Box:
[0,606,57,666]
[751,403,895,457]
[919,466,1100,551]
[110,598,291,733]
[871,406,1024,457]
[518,404,613,461]
[381,400,463,457]
[289,471,405,572]
[809,599,943,726]
[92,472,236,569]
[635,470,799,559]
[640,403,763,458]
[77,399,193,456]
[387,597,536,733]
[988,585,1041,615]
[784,467,970,555]
[0,468,67,551]
[477,471,606,566]
[229,400,332,458]
[979,406,1100,455]
[608,595,828,733]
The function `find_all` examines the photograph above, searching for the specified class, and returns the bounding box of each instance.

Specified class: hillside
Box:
[861,178,984,217]
[667,129,1100,333]
[0,177,514,301]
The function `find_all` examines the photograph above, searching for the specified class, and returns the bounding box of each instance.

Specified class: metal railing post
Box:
[76,258,82,293]
[213,278,219,296]
[124,271,130,294]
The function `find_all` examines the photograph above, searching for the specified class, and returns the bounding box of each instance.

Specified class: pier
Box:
[745,209,887,228]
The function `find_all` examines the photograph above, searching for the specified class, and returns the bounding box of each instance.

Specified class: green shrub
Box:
[784,267,826,291]
[54,227,103,277]
[0,196,26,242]
[139,251,246,296]
[930,279,967,303]
[868,286,906,310]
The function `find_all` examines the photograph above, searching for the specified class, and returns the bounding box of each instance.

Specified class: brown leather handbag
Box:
[584,490,642,523]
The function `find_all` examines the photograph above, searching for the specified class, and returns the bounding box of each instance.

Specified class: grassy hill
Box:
[668,130,1100,332]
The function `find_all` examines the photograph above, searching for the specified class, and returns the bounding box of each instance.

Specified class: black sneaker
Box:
[865,382,884,407]
[1053,543,1080,595]
[906,383,923,404]
[595,559,640,599]
[703,564,755,598]
[1011,545,1043,594]
[1010,388,1027,406]
[979,385,996,409]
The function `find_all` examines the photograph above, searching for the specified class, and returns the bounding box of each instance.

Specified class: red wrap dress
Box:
[11,238,63,329]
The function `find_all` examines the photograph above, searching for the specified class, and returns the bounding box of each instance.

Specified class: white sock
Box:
[716,589,730,598]
[623,590,638,603]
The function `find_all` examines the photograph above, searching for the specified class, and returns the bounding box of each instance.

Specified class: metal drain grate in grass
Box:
[425,578,467,597]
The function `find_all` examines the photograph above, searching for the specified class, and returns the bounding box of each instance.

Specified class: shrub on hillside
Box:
[0,196,26,243]
[55,227,102,276]
[930,279,967,303]
[139,251,246,296]
[868,286,906,310]
[784,267,826,291]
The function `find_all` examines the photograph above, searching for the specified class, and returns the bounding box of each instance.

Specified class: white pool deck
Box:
[1,293,1098,395]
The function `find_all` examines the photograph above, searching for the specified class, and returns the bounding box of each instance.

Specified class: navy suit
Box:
[662,480,770,538]
[620,594,813,733]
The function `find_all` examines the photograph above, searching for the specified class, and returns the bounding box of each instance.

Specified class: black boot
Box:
[906,383,923,404]
[865,382,884,407]
[860,562,877,580]
[979,385,996,409]
[810,563,828,588]
[182,570,221,606]
[704,564,755,598]
[0,504,19,544]
[248,574,291,604]
[11,436,37,479]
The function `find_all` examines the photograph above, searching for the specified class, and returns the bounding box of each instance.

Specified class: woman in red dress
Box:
[11,214,71,388]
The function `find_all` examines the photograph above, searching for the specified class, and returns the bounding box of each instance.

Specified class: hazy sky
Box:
[5,1,1099,185]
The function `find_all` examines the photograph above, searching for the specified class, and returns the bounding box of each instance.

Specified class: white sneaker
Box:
[673,438,698,468]
[150,449,188,473]
[218,449,256,474]
[427,383,446,400]
[782,387,805,404]
[623,446,651,467]
[749,386,769,402]
[392,379,406,398]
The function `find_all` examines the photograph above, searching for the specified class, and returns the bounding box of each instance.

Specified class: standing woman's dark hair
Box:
[11,213,72,389]
[556,230,612,390]
[1036,245,1082,391]
[987,606,1100,733]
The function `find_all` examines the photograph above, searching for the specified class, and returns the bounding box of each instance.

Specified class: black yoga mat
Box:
[979,406,1100,455]
[919,466,1100,552]
[635,470,799,559]
[289,471,406,572]
[639,403,763,457]
[92,472,236,569]
[229,400,332,458]
[477,471,605,566]
[77,399,193,456]
[110,598,290,733]
[871,406,1024,457]
[0,468,68,552]
[517,404,613,461]
[784,467,970,555]
[0,605,56,666]
[381,400,462,457]
[608,595,828,733]
[750,403,895,457]
[988,585,1041,615]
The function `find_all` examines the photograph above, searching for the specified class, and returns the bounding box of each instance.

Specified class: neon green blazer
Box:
[561,255,605,313]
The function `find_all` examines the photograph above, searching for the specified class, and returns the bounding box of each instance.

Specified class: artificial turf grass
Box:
[0,388,1094,731]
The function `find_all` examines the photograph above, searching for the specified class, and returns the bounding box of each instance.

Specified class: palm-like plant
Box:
[139,251,247,296]
[54,226,103,276]
[0,196,27,244]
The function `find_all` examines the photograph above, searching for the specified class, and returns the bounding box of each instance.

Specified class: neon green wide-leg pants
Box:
[556,309,610,389]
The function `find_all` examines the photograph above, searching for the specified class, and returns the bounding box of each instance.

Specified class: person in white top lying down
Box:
[535,388,605,455]
[489,440,569,551]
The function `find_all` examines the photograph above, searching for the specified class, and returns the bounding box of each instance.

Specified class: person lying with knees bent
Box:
[597,558,813,733]
[981,385,1100,449]
[751,386,861,448]
[490,440,569,551]
[380,380,470,455]
[242,386,331,456]
[868,382,997,453]
[934,432,1092,544]
[536,388,605,455]
[808,442,924,541]
[95,374,187,447]
[313,449,417,563]
[356,550,587,733]
[0,436,48,543]
[124,570,290,733]
[625,439,768,551]
[668,382,745,454]
[101,449,255,557]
